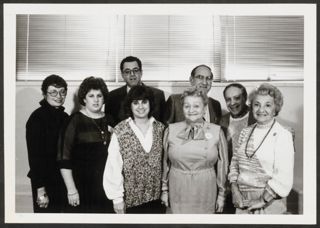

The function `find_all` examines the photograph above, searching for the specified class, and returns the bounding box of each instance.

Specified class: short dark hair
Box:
[78,76,109,106]
[223,83,248,101]
[249,83,283,116]
[120,56,142,72]
[41,74,67,94]
[124,85,155,119]
[190,64,213,79]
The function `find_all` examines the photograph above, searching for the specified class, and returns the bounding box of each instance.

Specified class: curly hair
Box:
[124,85,155,119]
[180,87,209,106]
[249,83,284,116]
[78,76,109,106]
[41,74,67,94]
[120,56,142,72]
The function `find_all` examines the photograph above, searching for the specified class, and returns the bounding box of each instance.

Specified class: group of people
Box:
[26,56,295,214]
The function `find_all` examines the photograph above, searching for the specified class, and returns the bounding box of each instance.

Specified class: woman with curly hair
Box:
[58,76,113,213]
[228,83,295,214]
[103,85,166,214]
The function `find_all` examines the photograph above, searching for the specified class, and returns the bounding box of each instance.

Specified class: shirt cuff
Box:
[113,197,124,204]
[263,185,278,202]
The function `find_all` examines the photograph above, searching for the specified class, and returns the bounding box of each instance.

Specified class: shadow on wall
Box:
[71,89,81,115]
[278,104,304,215]
[287,188,303,214]
[15,87,43,190]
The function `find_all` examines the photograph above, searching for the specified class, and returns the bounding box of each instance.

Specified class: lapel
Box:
[119,85,128,99]
[207,98,216,123]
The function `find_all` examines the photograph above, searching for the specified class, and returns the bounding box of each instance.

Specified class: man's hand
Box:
[231,183,245,209]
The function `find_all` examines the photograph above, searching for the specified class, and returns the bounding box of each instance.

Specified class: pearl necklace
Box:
[245,119,276,159]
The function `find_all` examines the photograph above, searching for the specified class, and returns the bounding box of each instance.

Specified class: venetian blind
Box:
[220,16,304,81]
[119,15,216,81]
[16,14,118,81]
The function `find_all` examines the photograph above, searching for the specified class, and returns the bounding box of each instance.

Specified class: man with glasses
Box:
[105,56,166,126]
[165,64,222,124]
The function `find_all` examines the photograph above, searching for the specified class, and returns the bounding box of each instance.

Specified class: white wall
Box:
[15,81,303,213]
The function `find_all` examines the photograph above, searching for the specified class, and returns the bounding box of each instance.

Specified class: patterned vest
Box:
[114,120,165,208]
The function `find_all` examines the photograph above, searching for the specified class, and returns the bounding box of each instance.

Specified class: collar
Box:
[126,116,155,125]
[39,99,65,112]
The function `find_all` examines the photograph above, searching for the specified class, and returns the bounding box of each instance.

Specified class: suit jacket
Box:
[164,94,222,125]
[105,84,166,127]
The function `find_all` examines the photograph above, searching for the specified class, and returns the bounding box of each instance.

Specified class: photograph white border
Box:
[4,3,317,224]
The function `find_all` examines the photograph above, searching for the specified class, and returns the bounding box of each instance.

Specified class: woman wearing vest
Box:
[161,87,229,213]
[103,85,166,213]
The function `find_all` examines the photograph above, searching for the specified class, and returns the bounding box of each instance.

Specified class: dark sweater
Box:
[26,99,69,188]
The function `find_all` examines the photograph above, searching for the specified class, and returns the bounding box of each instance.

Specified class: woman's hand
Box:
[36,187,49,208]
[247,198,266,211]
[113,201,125,214]
[160,191,169,207]
[215,197,224,213]
[67,191,80,207]
[37,193,49,208]
[231,183,245,209]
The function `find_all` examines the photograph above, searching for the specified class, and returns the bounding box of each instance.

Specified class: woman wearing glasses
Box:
[57,76,113,213]
[26,74,69,212]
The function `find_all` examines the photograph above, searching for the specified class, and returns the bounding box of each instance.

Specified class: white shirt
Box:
[227,112,249,151]
[103,117,155,204]
[204,105,210,122]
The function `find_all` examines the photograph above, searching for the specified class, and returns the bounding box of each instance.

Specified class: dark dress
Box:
[57,111,113,213]
[26,99,69,213]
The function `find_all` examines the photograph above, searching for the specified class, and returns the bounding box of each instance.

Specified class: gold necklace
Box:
[90,118,109,146]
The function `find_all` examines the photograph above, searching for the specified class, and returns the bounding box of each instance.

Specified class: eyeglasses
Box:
[193,75,213,81]
[47,89,67,97]
[122,68,141,76]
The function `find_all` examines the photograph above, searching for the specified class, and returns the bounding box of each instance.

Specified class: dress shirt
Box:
[103,117,155,204]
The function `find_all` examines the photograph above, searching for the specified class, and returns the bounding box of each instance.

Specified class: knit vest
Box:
[114,119,165,208]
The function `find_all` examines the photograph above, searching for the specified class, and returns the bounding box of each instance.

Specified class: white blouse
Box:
[103,117,155,204]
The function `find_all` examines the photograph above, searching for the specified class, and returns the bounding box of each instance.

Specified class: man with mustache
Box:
[105,56,166,126]
[165,64,222,125]
[219,83,255,214]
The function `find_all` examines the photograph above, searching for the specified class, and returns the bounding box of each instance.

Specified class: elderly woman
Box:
[26,74,69,212]
[161,87,228,214]
[103,85,165,214]
[57,76,113,213]
[228,83,295,214]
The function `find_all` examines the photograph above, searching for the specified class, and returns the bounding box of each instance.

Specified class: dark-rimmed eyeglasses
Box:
[47,89,67,97]
[122,68,141,76]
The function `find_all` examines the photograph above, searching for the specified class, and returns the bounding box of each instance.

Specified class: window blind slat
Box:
[220,15,304,81]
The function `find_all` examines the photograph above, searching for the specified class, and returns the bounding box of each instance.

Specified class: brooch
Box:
[205,132,213,139]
